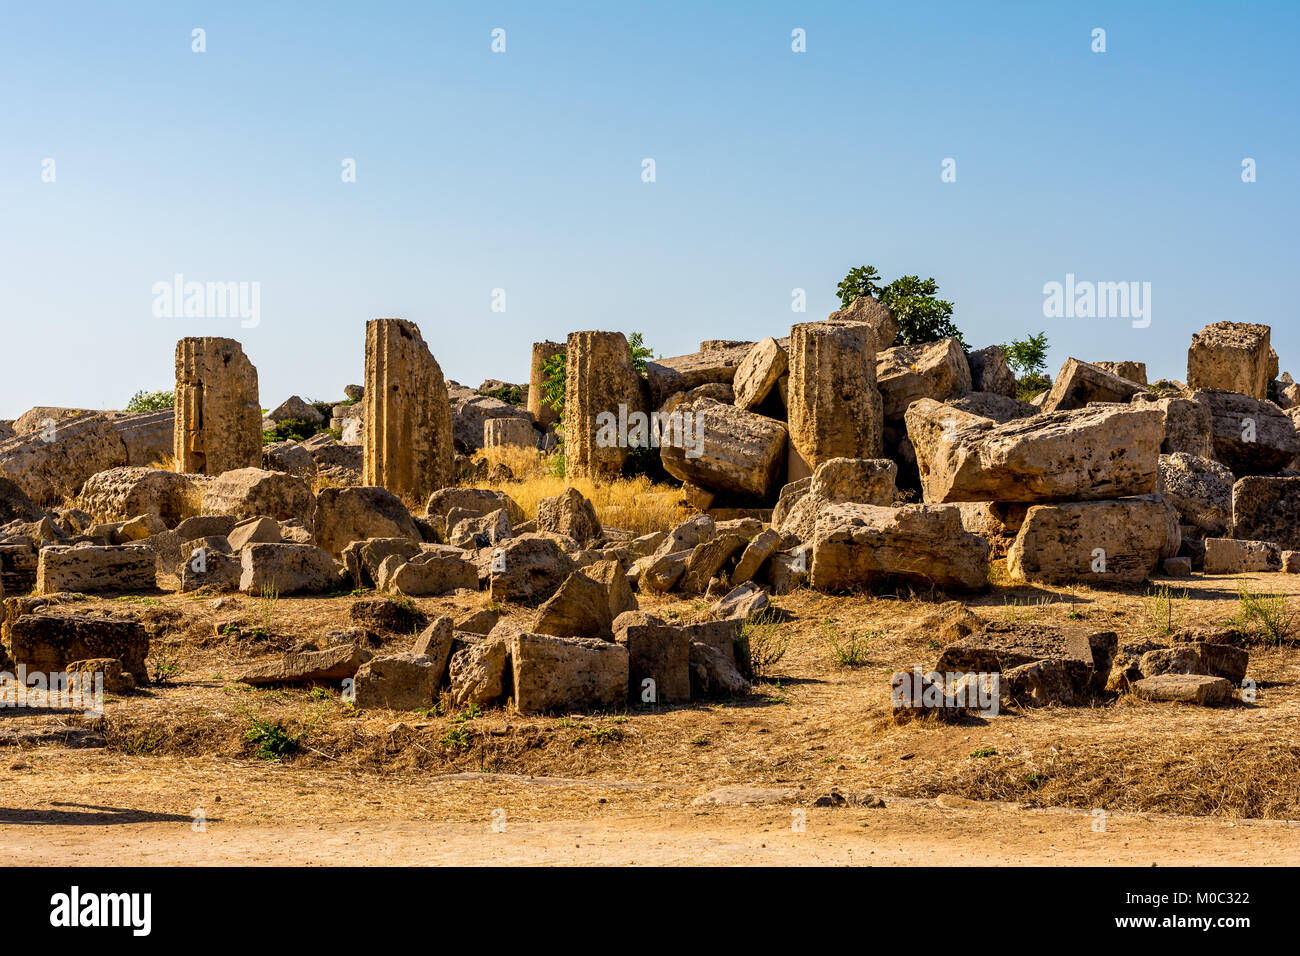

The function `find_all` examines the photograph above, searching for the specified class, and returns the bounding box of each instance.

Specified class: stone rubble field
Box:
[4,312,1300,852]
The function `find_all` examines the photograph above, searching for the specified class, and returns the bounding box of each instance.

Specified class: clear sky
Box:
[1,1,1295,418]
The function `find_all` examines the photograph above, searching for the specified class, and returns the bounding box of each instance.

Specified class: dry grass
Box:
[15,568,1300,824]
[472,450,687,536]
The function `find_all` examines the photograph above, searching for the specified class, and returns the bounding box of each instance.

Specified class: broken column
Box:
[174,337,262,475]
[564,331,648,480]
[787,320,884,472]
[527,340,565,429]
[363,318,454,502]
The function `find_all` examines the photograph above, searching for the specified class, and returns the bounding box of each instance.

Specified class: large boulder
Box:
[1133,391,1214,459]
[614,611,693,703]
[906,399,1163,504]
[536,487,602,546]
[1158,453,1234,537]
[1095,361,1148,385]
[0,414,128,506]
[1007,496,1180,585]
[201,468,316,528]
[239,543,340,594]
[936,622,1117,698]
[314,486,419,555]
[966,346,1016,397]
[267,395,324,426]
[660,398,787,499]
[451,391,533,453]
[776,457,898,540]
[378,546,478,596]
[112,409,175,467]
[426,487,525,527]
[354,653,439,710]
[1203,537,1281,573]
[534,570,614,638]
[449,637,510,707]
[810,502,989,592]
[1040,357,1145,413]
[787,320,884,471]
[488,536,575,606]
[1203,390,1299,476]
[733,337,788,411]
[825,294,897,351]
[36,544,156,594]
[0,476,44,524]
[8,611,150,682]
[1231,476,1300,550]
[510,631,629,714]
[77,466,197,526]
[1187,321,1272,399]
[238,643,369,685]
[482,416,538,450]
[875,337,972,420]
[644,342,752,409]
[945,392,1037,423]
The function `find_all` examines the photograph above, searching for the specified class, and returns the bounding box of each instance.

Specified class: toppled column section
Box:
[363,318,454,502]
[174,337,262,475]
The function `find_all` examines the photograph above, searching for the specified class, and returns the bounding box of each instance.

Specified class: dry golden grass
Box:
[472,448,687,537]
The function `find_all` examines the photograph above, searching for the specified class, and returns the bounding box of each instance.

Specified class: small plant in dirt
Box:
[244,717,304,761]
[1147,584,1189,637]
[151,653,180,685]
[453,703,482,723]
[738,611,789,681]
[440,726,471,750]
[257,582,279,635]
[970,746,998,759]
[824,624,876,667]
[308,687,332,702]
[1230,581,1296,644]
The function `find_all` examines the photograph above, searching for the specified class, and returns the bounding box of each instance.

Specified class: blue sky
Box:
[1,1,1296,417]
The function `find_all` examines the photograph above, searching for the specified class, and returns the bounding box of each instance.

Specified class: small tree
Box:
[1000,332,1049,378]
[999,332,1051,402]
[835,266,883,309]
[124,389,175,412]
[877,275,966,349]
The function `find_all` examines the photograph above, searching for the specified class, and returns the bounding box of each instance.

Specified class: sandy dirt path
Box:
[4,794,1295,865]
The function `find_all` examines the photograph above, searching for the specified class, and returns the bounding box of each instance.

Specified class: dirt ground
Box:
[3,568,1300,866]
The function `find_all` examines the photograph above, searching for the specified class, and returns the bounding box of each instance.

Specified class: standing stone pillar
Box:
[363,318,453,503]
[787,320,883,471]
[564,331,647,480]
[528,340,565,429]
[174,337,261,475]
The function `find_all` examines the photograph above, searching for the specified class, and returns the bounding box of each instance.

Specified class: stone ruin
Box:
[0,310,1294,714]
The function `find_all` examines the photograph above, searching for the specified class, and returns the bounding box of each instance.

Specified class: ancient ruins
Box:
[0,311,1295,724]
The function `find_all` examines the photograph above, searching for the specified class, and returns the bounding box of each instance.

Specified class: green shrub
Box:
[124,389,174,412]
